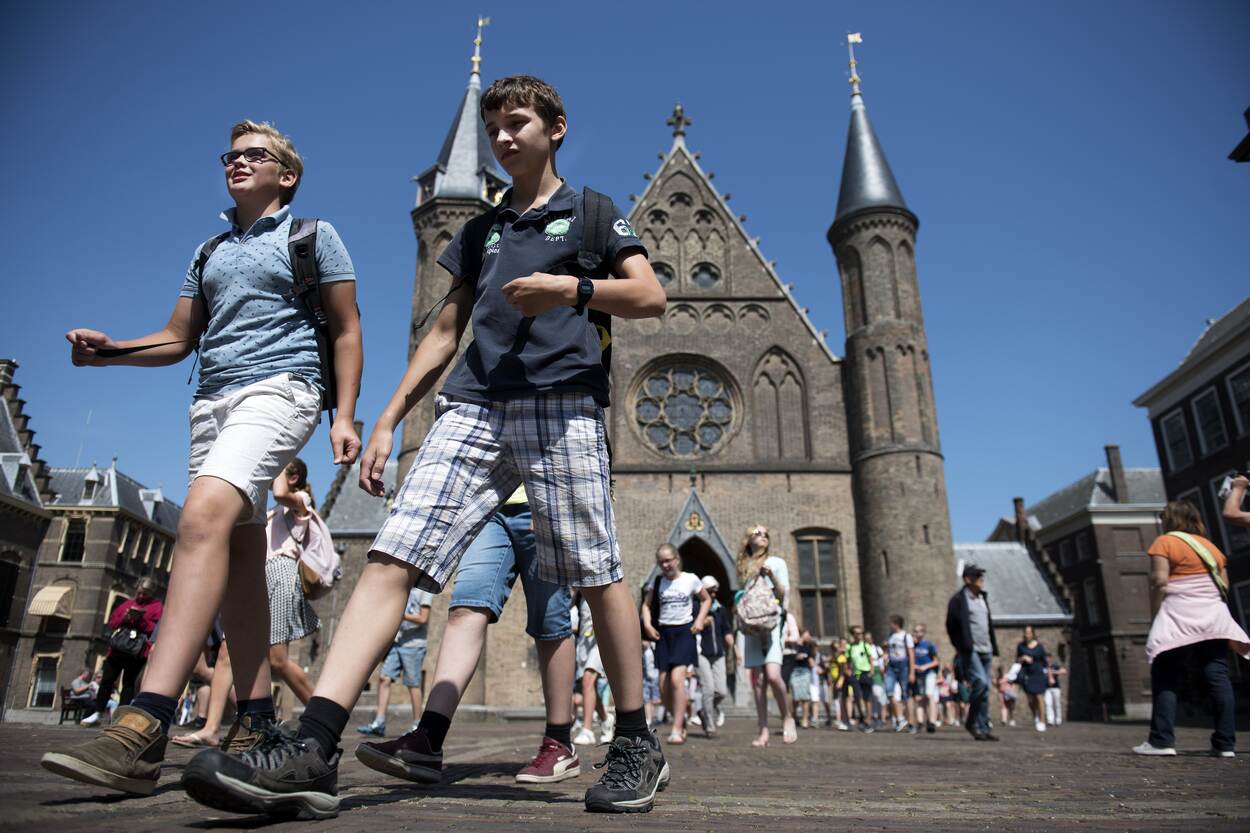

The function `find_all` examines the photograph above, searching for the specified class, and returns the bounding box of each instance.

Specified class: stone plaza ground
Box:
[0,718,1246,832]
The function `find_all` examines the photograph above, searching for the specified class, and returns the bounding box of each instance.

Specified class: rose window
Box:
[634,363,736,458]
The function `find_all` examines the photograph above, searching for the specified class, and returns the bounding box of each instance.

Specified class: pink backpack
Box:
[296,511,341,600]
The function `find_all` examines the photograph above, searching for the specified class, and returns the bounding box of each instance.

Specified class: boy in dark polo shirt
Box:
[182,76,669,819]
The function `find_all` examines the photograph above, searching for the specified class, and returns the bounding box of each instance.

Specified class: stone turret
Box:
[827,82,955,648]
[398,24,508,481]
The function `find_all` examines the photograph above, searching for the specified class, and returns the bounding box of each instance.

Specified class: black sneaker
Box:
[926,722,936,734]
[181,722,339,820]
[355,728,442,784]
[584,731,670,814]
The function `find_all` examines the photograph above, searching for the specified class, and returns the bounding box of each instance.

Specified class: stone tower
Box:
[827,82,955,648]
[398,29,507,480]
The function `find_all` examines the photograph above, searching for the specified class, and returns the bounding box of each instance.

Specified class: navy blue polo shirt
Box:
[437,182,645,407]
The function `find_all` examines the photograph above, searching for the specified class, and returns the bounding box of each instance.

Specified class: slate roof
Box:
[322,460,397,536]
[1133,294,1250,408]
[954,542,1072,625]
[416,67,505,204]
[1177,295,1250,367]
[1025,467,1165,529]
[834,92,911,225]
[0,359,52,512]
[48,464,181,534]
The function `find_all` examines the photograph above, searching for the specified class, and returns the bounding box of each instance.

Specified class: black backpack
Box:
[458,187,618,380]
[194,219,340,414]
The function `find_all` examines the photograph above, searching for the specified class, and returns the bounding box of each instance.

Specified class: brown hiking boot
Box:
[40,705,167,795]
[219,713,273,755]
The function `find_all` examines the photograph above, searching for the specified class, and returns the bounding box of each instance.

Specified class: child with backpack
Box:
[178,75,668,819]
[42,121,362,797]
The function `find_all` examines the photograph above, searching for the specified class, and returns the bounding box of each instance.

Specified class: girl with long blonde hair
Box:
[735,524,796,746]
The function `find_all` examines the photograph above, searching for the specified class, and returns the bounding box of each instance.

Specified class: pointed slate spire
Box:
[834,91,910,224]
[414,18,507,206]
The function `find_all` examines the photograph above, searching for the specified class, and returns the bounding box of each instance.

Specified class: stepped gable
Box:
[0,359,55,510]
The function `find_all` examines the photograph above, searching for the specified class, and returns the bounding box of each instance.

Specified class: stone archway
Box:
[677,537,732,595]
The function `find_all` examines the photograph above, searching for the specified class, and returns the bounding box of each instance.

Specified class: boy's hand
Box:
[358,428,393,497]
[66,328,116,367]
[500,273,578,317]
[330,416,361,466]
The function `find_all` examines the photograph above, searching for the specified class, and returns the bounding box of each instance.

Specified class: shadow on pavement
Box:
[41,780,186,806]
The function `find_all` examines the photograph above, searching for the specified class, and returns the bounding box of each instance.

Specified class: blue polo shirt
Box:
[437,182,645,407]
[179,205,356,396]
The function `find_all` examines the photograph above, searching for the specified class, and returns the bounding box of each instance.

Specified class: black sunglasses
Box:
[220,147,283,167]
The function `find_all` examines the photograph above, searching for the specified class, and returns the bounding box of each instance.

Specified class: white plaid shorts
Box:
[371,394,620,592]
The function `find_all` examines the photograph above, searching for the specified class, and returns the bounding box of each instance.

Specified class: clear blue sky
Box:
[2,1,1246,541]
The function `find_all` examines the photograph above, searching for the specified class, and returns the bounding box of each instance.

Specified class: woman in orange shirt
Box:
[1134,502,1250,757]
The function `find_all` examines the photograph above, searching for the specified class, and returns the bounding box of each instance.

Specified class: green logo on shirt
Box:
[483,224,502,250]
[613,219,636,237]
[544,218,571,237]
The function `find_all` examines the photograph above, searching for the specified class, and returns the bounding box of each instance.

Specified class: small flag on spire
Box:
[847,32,863,44]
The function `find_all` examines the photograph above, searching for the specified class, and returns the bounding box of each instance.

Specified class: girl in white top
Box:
[641,544,710,745]
[736,524,797,746]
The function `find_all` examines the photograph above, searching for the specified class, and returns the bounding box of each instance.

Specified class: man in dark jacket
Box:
[946,564,998,741]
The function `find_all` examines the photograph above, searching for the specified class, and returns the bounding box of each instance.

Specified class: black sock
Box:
[297,697,349,761]
[416,710,453,752]
[130,692,178,733]
[614,707,648,741]
[236,696,276,722]
[545,720,573,747]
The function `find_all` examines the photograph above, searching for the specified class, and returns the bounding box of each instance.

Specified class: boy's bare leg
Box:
[407,685,423,722]
[577,582,643,712]
[374,676,392,722]
[311,554,419,709]
[581,672,598,733]
[220,523,273,701]
[424,607,490,717]
[536,636,574,725]
[139,477,254,699]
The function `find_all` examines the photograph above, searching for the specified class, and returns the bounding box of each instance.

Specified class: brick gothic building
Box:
[319,60,957,708]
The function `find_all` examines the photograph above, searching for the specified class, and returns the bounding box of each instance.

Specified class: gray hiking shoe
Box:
[584,730,670,814]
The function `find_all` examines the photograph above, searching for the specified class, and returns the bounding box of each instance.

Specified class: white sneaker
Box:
[1035,719,1046,732]
[1210,749,1235,758]
[716,709,726,728]
[79,711,102,727]
[598,726,614,744]
[572,727,596,746]
[689,712,702,727]
[1132,742,1176,756]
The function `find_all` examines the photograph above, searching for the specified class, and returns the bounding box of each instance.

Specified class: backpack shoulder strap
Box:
[286,218,321,315]
[192,232,231,300]
[1165,531,1229,598]
[461,206,503,285]
[577,187,617,274]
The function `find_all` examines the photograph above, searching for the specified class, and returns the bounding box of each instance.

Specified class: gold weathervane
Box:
[847,32,863,96]
[471,15,490,74]
[667,102,692,139]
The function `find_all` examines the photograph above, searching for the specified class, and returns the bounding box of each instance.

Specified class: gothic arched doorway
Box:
[678,537,732,596]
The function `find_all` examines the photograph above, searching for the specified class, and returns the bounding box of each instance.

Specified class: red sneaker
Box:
[515,736,581,784]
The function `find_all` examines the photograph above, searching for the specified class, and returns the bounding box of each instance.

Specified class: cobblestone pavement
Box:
[1,719,1246,832]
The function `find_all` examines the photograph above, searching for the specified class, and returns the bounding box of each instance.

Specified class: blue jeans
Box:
[960,650,993,734]
[448,506,573,640]
[1148,639,1236,752]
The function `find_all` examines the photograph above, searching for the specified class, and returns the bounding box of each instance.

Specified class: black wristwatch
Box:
[574,276,594,315]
